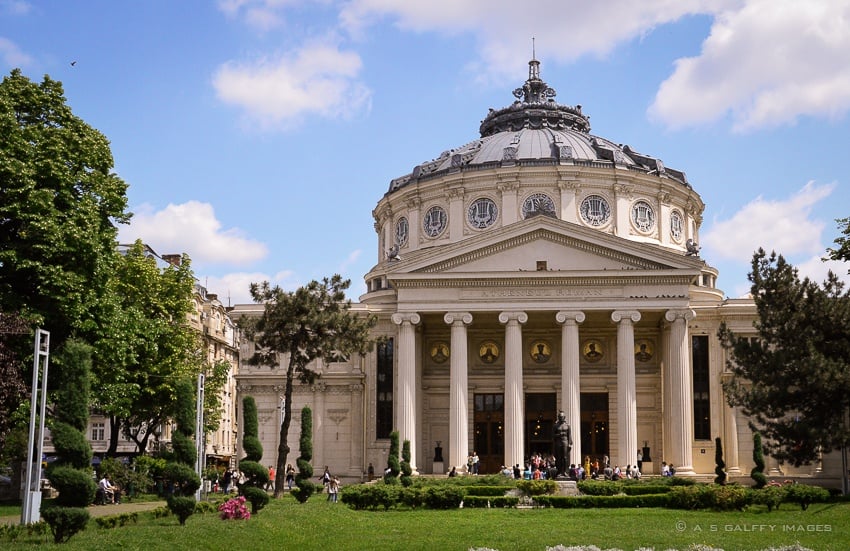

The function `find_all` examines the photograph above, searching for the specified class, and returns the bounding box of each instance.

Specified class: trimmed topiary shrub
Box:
[423,486,464,509]
[750,485,786,511]
[517,479,558,496]
[385,430,400,483]
[48,466,97,507]
[162,462,201,496]
[41,506,90,543]
[400,439,413,487]
[668,484,749,511]
[464,485,515,497]
[536,494,670,509]
[785,483,830,510]
[242,486,270,513]
[293,406,316,503]
[166,495,196,526]
[462,496,520,508]
[715,436,727,485]
[751,432,767,489]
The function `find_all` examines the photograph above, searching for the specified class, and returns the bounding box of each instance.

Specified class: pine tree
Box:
[720,243,850,466]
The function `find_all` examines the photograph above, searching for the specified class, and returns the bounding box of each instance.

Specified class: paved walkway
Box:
[0,500,166,526]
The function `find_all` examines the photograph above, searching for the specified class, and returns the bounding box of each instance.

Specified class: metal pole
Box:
[195,372,205,501]
[22,329,49,525]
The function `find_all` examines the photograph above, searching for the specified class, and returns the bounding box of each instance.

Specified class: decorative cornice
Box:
[392,274,694,289]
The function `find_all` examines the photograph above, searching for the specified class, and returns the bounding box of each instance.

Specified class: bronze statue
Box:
[553,410,572,477]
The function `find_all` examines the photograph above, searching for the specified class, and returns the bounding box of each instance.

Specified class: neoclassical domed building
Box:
[233,58,841,485]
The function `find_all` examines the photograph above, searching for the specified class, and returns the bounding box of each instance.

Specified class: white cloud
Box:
[1,0,32,16]
[650,0,850,131]
[213,43,371,130]
[796,255,850,286]
[200,269,299,306]
[339,0,733,80]
[701,181,835,262]
[118,201,268,267]
[0,37,32,67]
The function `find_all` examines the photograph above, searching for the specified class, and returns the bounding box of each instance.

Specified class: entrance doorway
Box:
[473,393,504,474]
[580,393,609,466]
[525,393,557,461]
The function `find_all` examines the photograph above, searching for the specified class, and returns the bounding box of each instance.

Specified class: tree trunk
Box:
[107,415,120,456]
[273,358,296,498]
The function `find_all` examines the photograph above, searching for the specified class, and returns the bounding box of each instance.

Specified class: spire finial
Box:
[532,37,536,61]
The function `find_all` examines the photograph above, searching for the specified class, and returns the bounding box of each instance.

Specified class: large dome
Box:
[389,58,688,194]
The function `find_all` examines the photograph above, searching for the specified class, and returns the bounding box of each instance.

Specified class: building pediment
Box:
[388,216,702,277]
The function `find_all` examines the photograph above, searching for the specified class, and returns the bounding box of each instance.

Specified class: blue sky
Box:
[3,0,849,305]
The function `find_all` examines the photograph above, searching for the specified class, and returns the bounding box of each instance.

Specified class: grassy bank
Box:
[3,496,849,550]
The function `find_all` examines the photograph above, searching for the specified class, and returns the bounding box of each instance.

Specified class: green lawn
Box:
[3,497,849,550]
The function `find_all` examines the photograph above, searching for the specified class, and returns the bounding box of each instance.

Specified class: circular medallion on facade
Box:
[579,195,611,227]
[670,210,683,242]
[522,193,556,219]
[634,339,654,362]
[423,205,448,237]
[467,197,499,229]
[582,339,604,363]
[631,200,655,233]
[395,217,409,247]
[479,341,500,364]
[430,341,450,363]
[529,340,551,363]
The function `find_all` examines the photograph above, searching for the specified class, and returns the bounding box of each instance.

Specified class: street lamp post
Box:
[22,329,50,525]
[195,372,205,501]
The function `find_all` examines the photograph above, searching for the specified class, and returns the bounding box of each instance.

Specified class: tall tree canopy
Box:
[0,68,130,448]
[92,241,202,455]
[719,244,850,466]
[0,69,130,341]
[243,275,376,497]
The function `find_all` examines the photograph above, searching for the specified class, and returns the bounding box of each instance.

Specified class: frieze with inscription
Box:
[464,287,618,299]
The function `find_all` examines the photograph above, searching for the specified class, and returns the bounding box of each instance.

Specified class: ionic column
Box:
[444,312,473,473]
[392,312,421,472]
[499,311,528,469]
[612,310,640,470]
[556,310,585,467]
[664,309,696,474]
[724,404,742,475]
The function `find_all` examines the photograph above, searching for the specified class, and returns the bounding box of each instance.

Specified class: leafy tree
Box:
[751,432,767,489]
[202,359,230,435]
[0,69,130,446]
[0,312,30,453]
[0,71,129,348]
[242,275,376,497]
[91,241,202,456]
[719,246,850,466]
[293,406,315,503]
[714,437,727,486]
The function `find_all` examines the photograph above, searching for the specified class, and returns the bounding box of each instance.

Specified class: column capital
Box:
[391,312,421,326]
[611,310,641,324]
[664,309,696,323]
[444,312,473,326]
[556,310,585,325]
[498,311,528,325]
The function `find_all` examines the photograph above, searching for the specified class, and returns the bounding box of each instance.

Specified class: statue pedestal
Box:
[432,461,444,475]
[554,480,579,496]
[641,461,654,475]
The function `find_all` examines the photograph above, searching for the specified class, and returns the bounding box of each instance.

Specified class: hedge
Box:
[536,494,670,508]
[462,496,520,508]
